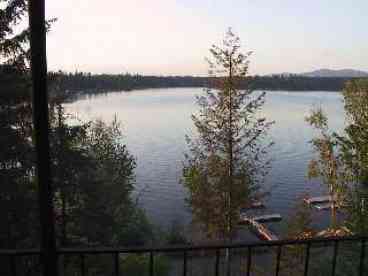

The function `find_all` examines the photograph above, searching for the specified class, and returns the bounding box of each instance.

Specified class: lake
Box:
[65,88,345,239]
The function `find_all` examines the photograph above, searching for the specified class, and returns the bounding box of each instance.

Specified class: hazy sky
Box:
[45,0,368,76]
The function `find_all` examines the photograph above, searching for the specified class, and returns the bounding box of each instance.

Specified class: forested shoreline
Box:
[2,0,368,273]
[51,71,354,93]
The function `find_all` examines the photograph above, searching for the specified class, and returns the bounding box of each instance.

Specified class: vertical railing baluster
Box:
[359,239,366,276]
[215,249,220,276]
[304,242,311,276]
[80,254,86,276]
[247,246,252,276]
[183,250,187,276]
[8,237,368,276]
[114,252,119,276]
[10,255,16,276]
[149,251,154,276]
[226,248,231,276]
[275,245,282,276]
[331,240,338,276]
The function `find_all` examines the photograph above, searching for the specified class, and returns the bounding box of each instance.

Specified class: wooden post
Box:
[28,0,58,275]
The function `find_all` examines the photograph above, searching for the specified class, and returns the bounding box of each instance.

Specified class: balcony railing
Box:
[1,235,366,276]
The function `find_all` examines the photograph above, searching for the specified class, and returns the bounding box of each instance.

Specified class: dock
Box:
[240,213,282,224]
[250,200,265,209]
[239,214,280,241]
[246,218,279,241]
[242,200,265,210]
[314,202,346,211]
[253,214,282,223]
[304,195,335,205]
[314,203,335,211]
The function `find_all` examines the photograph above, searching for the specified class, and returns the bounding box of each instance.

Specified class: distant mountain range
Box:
[300,69,368,78]
[277,69,368,78]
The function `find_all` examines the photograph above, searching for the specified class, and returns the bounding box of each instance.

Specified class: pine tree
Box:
[183,29,273,242]
[306,108,348,229]
[0,1,36,252]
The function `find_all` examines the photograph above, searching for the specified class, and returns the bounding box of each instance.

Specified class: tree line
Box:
[48,71,353,95]
[2,0,368,274]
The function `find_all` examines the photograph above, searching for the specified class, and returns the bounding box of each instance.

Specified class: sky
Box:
[45,0,368,76]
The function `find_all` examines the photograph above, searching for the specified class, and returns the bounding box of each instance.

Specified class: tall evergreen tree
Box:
[306,80,368,232]
[0,0,37,251]
[183,29,273,241]
[306,108,348,228]
[338,79,368,185]
[337,79,368,235]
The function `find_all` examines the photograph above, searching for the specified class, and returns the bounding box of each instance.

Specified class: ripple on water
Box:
[65,88,344,236]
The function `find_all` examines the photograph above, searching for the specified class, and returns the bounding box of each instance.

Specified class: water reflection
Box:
[64,88,344,238]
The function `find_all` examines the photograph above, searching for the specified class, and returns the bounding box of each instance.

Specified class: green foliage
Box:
[183,29,273,241]
[337,79,368,234]
[306,79,368,233]
[0,69,153,251]
[0,4,39,270]
[117,207,154,247]
[285,198,314,239]
[305,107,328,130]
[121,254,170,276]
[47,106,155,247]
[0,3,158,275]
[338,79,368,185]
[0,0,28,69]
[306,108,348,228]
[77,118,136,245]
[0,0,55,70]
[49,71,350,96]
[345,187,368,235]
[165,220,188,245]
[0,64,36,251]
[59,253,170,276]
[276,198,315,275]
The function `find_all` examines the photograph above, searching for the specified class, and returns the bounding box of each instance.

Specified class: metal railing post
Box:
[10,255,16,276]
[275,245,282,276]
[246,246,252,276]
[304,242,311,276]
[28,0,58,275]
[215,249,220,276]
[80,254,86,276]
[359,239,366,276]
[149,251,154,276]
[114,252,120,276]
[331,240,339,276]
[183,250,187,276]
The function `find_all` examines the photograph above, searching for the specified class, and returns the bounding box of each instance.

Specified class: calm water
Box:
[65,88,345,237]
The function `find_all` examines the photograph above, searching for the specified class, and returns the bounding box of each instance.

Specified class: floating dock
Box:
[253,214,282,223]
[250,201,265,209]
[239,214,281,241]
[246,218,279,241]
[240,213,282,224]
[304,195,335,205]
[314,203,333,210]
[314,202,346,211]
[314,203,337,211]
[242,200,265,210]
